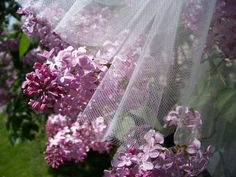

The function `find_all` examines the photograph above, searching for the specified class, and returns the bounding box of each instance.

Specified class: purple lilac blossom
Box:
[44,117,111,168]
[47,46,106,117]
[105,107,212,177]
[105,131,211,177]
[164,106,202,129]
[207,0,236,59]
[22,46,108,116]
[0,30,18,106]
[17,8,69,52]
[45,114,75,137]
[164,106,202,145]
[0,36,18,52]
[22,62,65,111]
[181,0,236,59]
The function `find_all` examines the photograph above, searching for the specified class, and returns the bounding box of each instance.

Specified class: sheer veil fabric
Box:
[17,0,236,176]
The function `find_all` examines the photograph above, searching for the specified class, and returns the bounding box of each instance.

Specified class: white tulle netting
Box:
[17,0,236,176]
[17,0,148,46]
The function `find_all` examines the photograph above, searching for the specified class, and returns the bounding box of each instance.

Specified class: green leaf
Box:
[216,88,236,110]
[130,106,163,131]
[115,116,135,141]
[19,33,30,59]
[190,78,212,108]
[221,102,236,123]
[216,88,236,123]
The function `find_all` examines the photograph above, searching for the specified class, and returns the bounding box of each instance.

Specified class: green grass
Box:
[0,113,52,177]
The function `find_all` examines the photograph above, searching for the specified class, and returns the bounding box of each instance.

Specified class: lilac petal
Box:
[141,161,154,171]
[155,131,164,144]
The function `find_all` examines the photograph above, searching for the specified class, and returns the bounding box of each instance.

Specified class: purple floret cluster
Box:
[22,46,107,117]
[105,107,212,177]
[18,8,69,52]
[181,0,236,60]
[44,116,111,168]
[207,0,236,59]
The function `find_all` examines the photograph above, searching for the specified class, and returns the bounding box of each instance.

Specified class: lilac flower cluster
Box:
[181,0,205,32]
[105,107,212,177]
[84,35,146,117]
[55,2,113,46]
[164,106,202,145]
[105,131,211,177]
[20,46,115,167]
[181,0,236,59]
[22,46,107,117]
[17,8,69,52]
[45,114,75,137]
[44,116,111,168]
[207,0,236,59]
[22,62,65,111]
[21,31,129,167]
[164,106,202,129]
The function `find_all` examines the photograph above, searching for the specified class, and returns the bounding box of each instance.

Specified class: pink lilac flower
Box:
[105,132,211,177]
[90,117,111,153]
[44,124,91,168]
[164,106,202,129]
[46,46,106,117]
[105,107,212,177]
[18,8,69,52]
[186,138,201,154]
[181,0,236,59]
[45,114,75,137]
[181,0,205,32]
[207,0,236,59]
[54,2,113,46]
[22,62,65,111]
[144,129,164,145]
[113,152,134,168]
[181,140,212,176]
[164,106,202,145]
[83,35,146,120]
[44,117,111,168]
[136,153,154,172]
[23,46,108,116]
